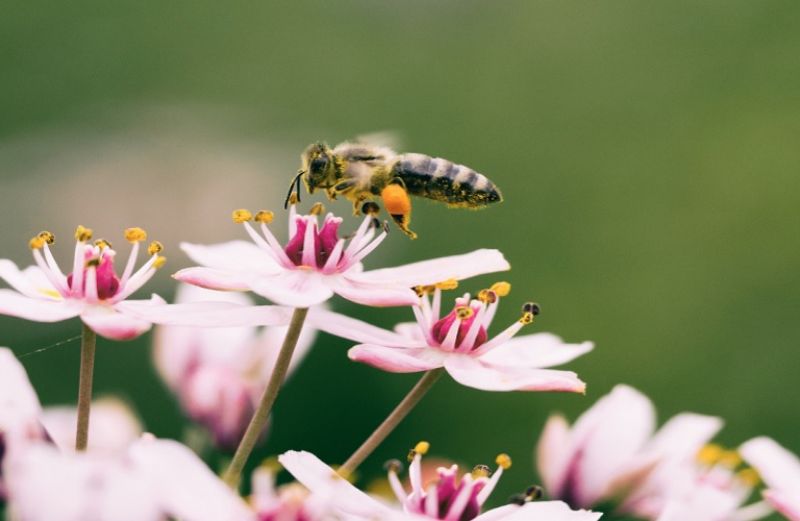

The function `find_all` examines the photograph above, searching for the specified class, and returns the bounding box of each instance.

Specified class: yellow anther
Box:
[288,193,299,206]
[455,306,474,320]
[472,465,491,478]
[435,279,459,291]
[496,453,512,470]
[86,258,101,268]
[413,286,427,297]
[258,456,281,473]
[75,225,93,242]
[124,227,147,243]
[231,209,253,223]
[309,202,325,215]
[94,239,112,250]
[491,282,511,297]
[520,311,535,325]
[477,289,497,304]
[29,236,45,250]
[147,241,164,256]
[718,450,742,468]
[37,231,55,245]
[153,256,167,269]
[414,441,430,455]
[697,444,724,465]
[254,210,274,224]
[737,467,761,487]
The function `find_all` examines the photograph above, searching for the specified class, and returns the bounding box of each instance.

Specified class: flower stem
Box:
[222,307,309,489]
[75,323,96,451]
[340,367,444,476]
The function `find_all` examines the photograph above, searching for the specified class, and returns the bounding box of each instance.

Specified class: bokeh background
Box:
[2,1,799,517]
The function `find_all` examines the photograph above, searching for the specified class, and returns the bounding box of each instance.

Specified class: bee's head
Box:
[301,142,336,192]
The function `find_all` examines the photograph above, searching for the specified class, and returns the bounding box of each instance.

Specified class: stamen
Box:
[407,441,429,461]
[436,279,458,291]
[254,210,274,224]
[520,302,540,324]
[94,239,112,250]
[287,193,299,206]
[383,459,404,474]
[525,485,544,500]
[718,450,742,468]
[124,227,147,243]
[496,453,512,470]
[455,305,474,320]
[74,225,93,242]
[697,444,724,465]
[153,257,167,269]
[477,289,497,304]
[491,281,511,297]
[471,464,491,478]
[29,236,45,250]
[737,467,760,487]
[361,201,380,215]
[231,209,253,223]
[38,231,55,245]
[508,494,527,506]
[147,241,163,256]
[309,202,325,216]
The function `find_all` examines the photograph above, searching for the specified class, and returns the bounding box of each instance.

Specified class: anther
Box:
[525,485,544,500]
[414,441,430,455]
[383,459,404,474]
[75,225,93,242]
[124,227,147,243]
[94,239,112,250]
[413,286,426,298]
[490,282,511,297]
[697,444,724,465]
[38,231,55,245]
[455,306,474,320]
[508,493,527,506]
[29,236,45,250]
[361,202,380,216]
[288,193,299,206]
[147,241,164,256]
[435,279,459,291]
[254,210,274,224]
[153,257,167,270]
[231,209,253,223]
[309,202,325,216]
[472,464,491,478]
[523,302,541,316]
[718,450,742,468]
[737,468,761,487]
[86,258,101,268]
[478,289,497,304]
[496,453,512,470]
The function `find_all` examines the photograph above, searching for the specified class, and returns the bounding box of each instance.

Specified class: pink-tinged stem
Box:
[75,323,96,451]
[222,307,309,489]
[340,368,445,476]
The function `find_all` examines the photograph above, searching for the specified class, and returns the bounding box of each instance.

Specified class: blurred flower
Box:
[317,283,591,393]
[40,398,142,455]
[741,437,800,521]
[153,284,316,449]
[278,447,602,520]
[0,226,166,340]
[174,204,509,308]
[536,384,771,520]
[251,461,337,521]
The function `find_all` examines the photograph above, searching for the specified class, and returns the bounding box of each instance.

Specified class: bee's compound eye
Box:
[311,156,328,171]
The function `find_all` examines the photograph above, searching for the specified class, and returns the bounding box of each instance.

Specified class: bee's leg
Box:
[381,183,418,239]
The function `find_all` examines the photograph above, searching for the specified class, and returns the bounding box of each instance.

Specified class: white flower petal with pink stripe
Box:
[741,437,800,521]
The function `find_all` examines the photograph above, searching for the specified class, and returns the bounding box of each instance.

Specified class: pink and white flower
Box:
[0,226,166,340]
[278,446,602,520]
[153,284,316,449]
[741,437,800,521]
[174,205,510,308]
[251,462,337,521]
[312,283,592,393]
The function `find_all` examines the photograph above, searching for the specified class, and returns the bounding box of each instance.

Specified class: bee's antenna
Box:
[284,170,305,209]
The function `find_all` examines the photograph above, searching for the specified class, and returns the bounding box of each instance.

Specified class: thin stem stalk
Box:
[222,307,309,489]
[340,367,444,475]
[75,323,97,451]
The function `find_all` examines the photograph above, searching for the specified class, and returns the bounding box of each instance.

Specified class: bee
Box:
[285,141,502,239]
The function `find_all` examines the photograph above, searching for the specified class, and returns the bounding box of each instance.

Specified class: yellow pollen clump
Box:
[697,444,724,465]
[491,281,511,297]
[37,231,55,245]
[75,225,93,242]
[435,279,459,291]
[29,236,45,250]
[496,453,512,470]
[477,289,497,304]
[414,441,430,455]
[737,468,761,487]
[231,209,253,223]
[254,210,274,224]
[153,256,167,269]
[94,239,112,250]
[520,311,535,325]
[471,465,491,478]
[718,450,742,468]
[309,202,325,215]
[455,306,474,320]
[147,241,164,256]
[124,227,147,243]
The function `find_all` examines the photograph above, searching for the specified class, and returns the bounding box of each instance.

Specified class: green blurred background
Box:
[1,1,799,516]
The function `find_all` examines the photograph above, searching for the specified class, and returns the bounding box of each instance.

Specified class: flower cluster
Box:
[0,198,797,521]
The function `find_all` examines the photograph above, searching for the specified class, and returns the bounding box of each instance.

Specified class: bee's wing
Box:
[353,130,404,151]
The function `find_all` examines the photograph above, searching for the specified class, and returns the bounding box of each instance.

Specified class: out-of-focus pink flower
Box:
[174,205,510,308]
[153,284,316,449]
[741,437,800,521]
[313,283,591,393]
[40,398,143,455]
[0,226,167,340]
[278,448,602,521]
[251,462,338,521]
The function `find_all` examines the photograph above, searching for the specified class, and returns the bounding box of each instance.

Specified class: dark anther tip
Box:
[523,302,541,316]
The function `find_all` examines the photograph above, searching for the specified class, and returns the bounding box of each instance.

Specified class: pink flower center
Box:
[430,305,488,351]
[283,217,340,269]
[67,253,120,300]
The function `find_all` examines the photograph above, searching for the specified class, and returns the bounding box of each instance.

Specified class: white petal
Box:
[181,240,281,273]
[477,501,602,521]
[0,289,79,322]
[0,347,43,437]
[478,332,594,369]
[307,308,422,348]
[248,271,334,307]
[81,305,152,341]
[118,295,294,327]
[40,398,142,455]
[443,354,587,393]
[0,260,57,299]
[536,414,572,498]
[740,437,800,493]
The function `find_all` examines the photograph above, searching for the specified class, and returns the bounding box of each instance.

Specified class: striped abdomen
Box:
[393,153,502,208]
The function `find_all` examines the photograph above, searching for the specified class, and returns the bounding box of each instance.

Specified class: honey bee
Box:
[285,141,502,239]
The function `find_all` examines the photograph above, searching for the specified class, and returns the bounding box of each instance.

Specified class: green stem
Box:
[340,367,444,476]
[75,323,97,451]
[222,307,309,489]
